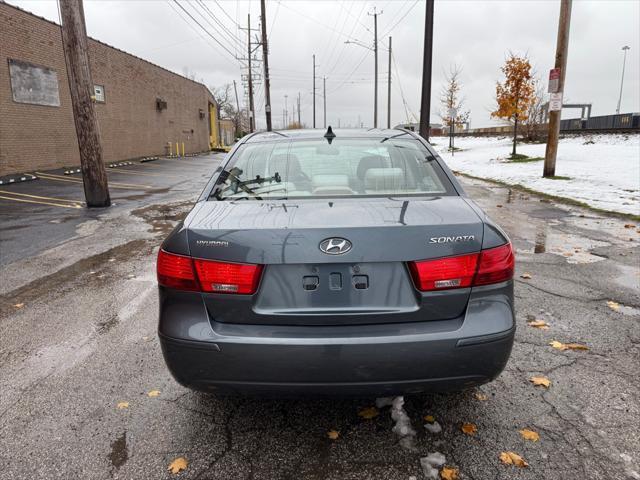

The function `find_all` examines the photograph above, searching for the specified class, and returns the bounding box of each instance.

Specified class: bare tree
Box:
[212,84,245,136]
[439,65,470,149]
[522,79,546,142]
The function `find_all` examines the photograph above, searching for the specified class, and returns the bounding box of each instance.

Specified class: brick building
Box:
[0,2,222,176]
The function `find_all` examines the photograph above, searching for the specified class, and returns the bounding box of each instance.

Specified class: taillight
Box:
[157,250,263,294]
[409,242,514,291]
[193,259,263,294]
[157,250,199,291]
[474,243,515,286]
[409,253,479,291]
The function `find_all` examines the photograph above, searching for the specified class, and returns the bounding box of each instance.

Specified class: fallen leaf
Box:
[550,340,588,351]
[496,204,503,208]
[168,457,188,474]
[520,272,532,279]
[530,376,551,388]
[440,466,459,480]
[519,428,540,442]
[358,406,379,419]
[474,392,488,401]
[13,303,24,309]
[624,224,635,229]
[147,390,160,397]
[527,319,549,330]
[424,415,436,423]
[499,451,528,467]
[116,401,129,410]
[461,423,477,435]
[327,430,340,440]
[607,300,620,311]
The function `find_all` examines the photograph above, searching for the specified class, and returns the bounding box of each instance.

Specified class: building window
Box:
[93,85,105,103]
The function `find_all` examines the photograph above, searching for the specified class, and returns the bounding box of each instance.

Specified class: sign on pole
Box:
[549,92,563,111]
[548,68,561,93]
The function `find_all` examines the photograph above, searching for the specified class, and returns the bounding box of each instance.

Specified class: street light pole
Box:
[616,46,631,114]
[387,36,392,129]
[368,8,382,128]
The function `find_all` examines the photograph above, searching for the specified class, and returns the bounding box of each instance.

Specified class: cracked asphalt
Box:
[0,154,639,479]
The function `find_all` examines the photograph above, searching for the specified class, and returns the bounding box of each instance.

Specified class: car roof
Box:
[243,127,417,143]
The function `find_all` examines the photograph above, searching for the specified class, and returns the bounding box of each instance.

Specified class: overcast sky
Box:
[9,0,640,130]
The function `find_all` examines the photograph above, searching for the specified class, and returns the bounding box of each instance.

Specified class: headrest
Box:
[364,168,405,192]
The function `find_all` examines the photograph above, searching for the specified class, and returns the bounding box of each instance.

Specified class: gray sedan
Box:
[157,128,515,396]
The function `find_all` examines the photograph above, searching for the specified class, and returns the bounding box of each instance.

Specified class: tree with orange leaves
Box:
[492,54,536,157]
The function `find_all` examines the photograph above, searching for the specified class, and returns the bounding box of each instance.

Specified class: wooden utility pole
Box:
[323,77,327,128]
[297,92,301,125]
[247,14,255,132]
[544,0,572,178]
[387,36,392,129]
[233,79,241,134]
[368,8,382,128]
[260,0,272,131]
[312,55,316,128]
[419,0,434,140]
[58,0,110,207]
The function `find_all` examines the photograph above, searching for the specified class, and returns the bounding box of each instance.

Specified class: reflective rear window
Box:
[210,137,455,200]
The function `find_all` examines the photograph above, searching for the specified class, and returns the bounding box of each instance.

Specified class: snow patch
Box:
[420,452,446,480]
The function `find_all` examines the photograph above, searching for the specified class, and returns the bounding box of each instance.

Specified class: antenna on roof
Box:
[324,126,336,144]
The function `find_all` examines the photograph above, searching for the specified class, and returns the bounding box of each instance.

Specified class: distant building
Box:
[0,2,223,176]
[219,119,236,147]
[394,123,446,137]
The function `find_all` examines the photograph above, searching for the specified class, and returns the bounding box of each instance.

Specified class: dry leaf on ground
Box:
[607,300,620,311]
[358,406,379,419]
[623,224,635,229]
[440,466,459,480]
[13,303,25,308]
[550,340,588,351]
[499,451,528,467]
[424,415,436,423]
[530,376,551,388]
[474,392,488,401]
[519,429,540,441]
[461,423,477,435]
[327,430,339,440]
[520,273,532,279]
[116,401,129,410]
[527,319,549,330]
[168,457,188,474]
[147,390,160,397]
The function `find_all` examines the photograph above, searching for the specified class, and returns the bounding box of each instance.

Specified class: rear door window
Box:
[210,137,455,200]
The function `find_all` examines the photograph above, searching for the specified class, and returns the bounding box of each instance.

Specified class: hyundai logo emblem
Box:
[319,237,352,255]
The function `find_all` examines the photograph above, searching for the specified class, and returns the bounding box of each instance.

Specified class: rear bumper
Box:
[159,328,514,396]
[158,282,515,396]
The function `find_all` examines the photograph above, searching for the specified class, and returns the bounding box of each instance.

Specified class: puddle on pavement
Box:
[96,315,119,334]
[131,201,192,235]
[515,224,610,264]
[109,431,128,470]
[614,263,640,291]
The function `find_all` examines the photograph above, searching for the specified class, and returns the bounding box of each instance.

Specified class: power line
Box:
[195,0,244,50]
[171,0,238,62]
[381,0,419,37]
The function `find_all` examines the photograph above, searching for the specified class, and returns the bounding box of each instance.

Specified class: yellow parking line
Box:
[0,189,84,205]
[35,172,152,190]
[0,195,82,209]
[107,167,166,177]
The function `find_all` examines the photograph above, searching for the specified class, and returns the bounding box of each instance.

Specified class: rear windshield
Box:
[209,137,455,200]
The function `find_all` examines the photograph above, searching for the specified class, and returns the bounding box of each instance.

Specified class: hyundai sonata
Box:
[157,128,515,396]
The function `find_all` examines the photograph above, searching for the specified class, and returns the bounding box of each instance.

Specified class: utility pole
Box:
[297,92,301,125]
[284,94,288,127]
[312,54,316,128]
[58,0,110,207]
[246,14,255,132]
[368,8,382,128]
[419,0,434,140]
[260,0,272,131]
[543,0,572,178]
[387,36,392,129]
[616,45,631,114]
[233,79,241,134]
[323,77,327,128]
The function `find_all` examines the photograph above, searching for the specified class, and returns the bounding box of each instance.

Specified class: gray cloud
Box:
[8,0,640,130]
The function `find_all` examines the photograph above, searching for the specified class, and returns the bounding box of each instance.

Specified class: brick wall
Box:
[0,2,217,176]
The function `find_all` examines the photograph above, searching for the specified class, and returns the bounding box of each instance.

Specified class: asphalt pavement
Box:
[0,154,638,480]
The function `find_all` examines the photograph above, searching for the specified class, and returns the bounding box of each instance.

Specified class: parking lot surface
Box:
[0,154,638,479]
